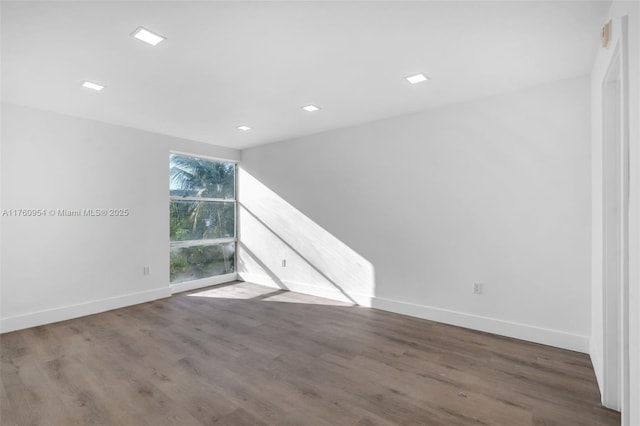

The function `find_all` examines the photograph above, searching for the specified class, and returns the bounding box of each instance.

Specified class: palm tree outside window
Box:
[169,153,236,284]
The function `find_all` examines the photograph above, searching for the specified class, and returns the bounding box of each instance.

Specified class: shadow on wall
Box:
[237,168,375,305]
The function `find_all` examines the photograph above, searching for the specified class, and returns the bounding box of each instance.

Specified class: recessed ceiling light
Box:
[406,73,429,84]
[131,26,166,46]
[237,125,252,131]
[81,81,105,91]
[302,105,320,112]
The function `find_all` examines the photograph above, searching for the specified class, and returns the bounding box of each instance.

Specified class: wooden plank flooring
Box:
[1,281,619,425]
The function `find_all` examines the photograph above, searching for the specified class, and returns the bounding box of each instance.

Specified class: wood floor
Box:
[1,282,619,426]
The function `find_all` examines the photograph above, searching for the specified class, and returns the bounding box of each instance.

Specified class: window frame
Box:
[169,152,238,282]
[169,199,236,247]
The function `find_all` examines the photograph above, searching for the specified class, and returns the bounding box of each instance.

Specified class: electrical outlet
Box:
[472,283,483,295]
[143,266,150,276]
[281,259,287,267]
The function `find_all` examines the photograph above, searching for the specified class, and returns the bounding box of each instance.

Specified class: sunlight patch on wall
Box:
[237,168,375,305]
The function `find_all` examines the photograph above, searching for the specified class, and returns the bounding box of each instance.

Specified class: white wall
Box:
[590,1,640,422]
[239,76,592,353]
[0,103,240,332]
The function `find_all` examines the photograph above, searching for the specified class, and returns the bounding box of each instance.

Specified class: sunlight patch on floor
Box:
[187,283,274,299]
[187,282,354,306]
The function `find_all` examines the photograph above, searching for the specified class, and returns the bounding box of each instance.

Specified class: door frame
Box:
[601,16,630,418]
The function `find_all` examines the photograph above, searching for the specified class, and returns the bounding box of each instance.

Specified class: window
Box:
[169,153,236,284]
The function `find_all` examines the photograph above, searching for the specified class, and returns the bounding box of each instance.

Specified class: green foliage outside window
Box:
[170,244,235,283]
[169,154,236,283]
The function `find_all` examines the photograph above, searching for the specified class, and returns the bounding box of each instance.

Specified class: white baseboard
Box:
[8,272,586,353]
[0,286,172,334]
[170,273,239,295]
[239,273,588,353]
[238,273,372,305]
[237,272,280,289]
[371,296,590,353]
[589,339,604,403]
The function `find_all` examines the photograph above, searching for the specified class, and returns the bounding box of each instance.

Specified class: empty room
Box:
[1,1,638,425]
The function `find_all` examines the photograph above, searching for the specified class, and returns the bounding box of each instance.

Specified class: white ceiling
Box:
[1,1,609,149]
